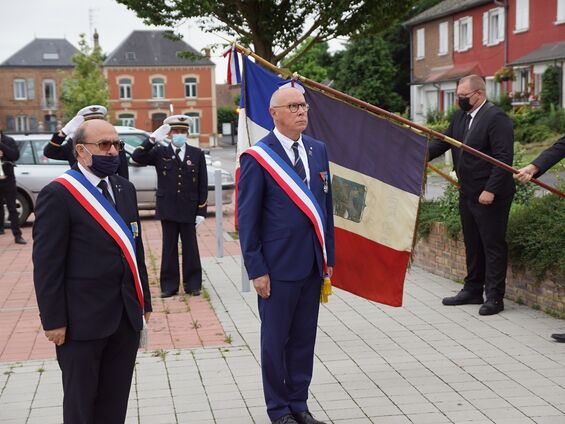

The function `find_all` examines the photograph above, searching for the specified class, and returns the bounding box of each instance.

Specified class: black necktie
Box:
[175,148,182,165]
[463,113,472,140]
[98,180,115,208]
[292,142,307,184]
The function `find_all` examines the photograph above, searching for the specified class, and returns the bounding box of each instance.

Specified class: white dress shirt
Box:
[78,162,115,203]
[468,99,487,129]
[273,127,310,186]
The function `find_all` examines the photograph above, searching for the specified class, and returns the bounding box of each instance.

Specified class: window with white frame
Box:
[118,113,135,127]
[186,112,200,134]
[416,28,425,59]
[13,79,27,100]
[42,79,56,109]
[515,0,529,31]
[454,17,473,52]
[151,77,165,99]
[512,68,530,99]
[485,77,501,100]
[119,78,132,99]
[15,116,29,132]
[438,22,448,55]
[558,0,565,22]
[483,7,505,46]
[184,77,197,98]
[443,90,455,111]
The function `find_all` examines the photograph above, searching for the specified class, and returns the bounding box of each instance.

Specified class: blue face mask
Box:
[171,134,187,147]
[84,146,120,177]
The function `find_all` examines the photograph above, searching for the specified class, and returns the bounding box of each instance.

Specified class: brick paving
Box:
[0,205,238,362]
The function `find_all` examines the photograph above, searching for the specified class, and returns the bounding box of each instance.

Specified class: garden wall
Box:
[413,222,565,316]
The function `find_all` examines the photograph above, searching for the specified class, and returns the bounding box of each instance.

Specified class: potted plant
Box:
[494,66,516,82]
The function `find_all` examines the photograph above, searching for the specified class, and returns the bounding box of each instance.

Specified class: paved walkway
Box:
[1,217,565,423]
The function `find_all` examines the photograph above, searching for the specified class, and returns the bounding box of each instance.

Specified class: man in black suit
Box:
[515,134,565,342]
[132,115,207,298]
[33,119,152,423]
[428,74,515,316]
[44,105,129,179]
[0,131,26,244]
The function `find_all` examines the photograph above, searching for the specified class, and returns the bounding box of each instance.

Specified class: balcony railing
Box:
[41,98,58,110]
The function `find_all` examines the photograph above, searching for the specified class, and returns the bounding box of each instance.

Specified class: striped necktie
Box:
[292,141,307,184]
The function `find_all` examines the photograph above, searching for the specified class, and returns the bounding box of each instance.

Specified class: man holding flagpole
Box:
[238,85,335,424]
[32,119,151,423]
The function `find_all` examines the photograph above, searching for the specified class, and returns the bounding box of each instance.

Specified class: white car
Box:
[4,129,235,224]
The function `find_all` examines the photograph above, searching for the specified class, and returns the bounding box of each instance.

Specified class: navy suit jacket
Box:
[32,166,151,341]
[429,102,515,198]
[238,132,335,281]
[132,138,207,223]
[532,133,565,176]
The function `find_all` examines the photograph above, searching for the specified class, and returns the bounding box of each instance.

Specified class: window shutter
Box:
[483,12,489,45]
[6,116,15,131]
[454,20,460,52]
[467,17,473,48]
[498,7,505,42]
[27,78,35,100]
[30,116,38,131]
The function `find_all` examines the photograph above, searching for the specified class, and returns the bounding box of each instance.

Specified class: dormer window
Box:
[42,53,59,60]
[125,52,136,61]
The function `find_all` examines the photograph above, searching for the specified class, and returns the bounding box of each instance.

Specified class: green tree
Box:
[60,34,109,120]
[330,34,406,112]
[283,39,332,83]
[115,0,414,64]
[541,66,561,112]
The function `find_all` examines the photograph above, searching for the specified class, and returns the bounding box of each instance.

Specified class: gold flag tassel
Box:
[320,276,332,303]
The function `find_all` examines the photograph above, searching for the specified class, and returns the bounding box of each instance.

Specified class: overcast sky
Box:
[0,0,230,83]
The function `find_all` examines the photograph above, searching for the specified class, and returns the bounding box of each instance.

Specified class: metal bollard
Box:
[214,169,224,258]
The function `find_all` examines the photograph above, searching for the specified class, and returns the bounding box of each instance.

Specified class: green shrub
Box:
[417,200,443,240]
[216,106,238,133]
[538,104,565,134]
[507,191,565,282]
[513,143,537,205]
[541,66,561,112]
[493,93,512,112]
[514,123,555,144]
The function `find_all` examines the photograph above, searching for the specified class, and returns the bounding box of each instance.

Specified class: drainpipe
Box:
[408,27,415,120]
[494,0,509,95]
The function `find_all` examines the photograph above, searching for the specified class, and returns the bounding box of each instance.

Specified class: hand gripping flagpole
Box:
[231,42,564,199]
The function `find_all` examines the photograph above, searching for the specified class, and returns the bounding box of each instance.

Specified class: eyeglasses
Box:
[272,102,310,113]
[82,139,125,151]
[458,90,478,99]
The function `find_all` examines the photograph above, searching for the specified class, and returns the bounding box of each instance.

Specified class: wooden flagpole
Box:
[232,43,564,198]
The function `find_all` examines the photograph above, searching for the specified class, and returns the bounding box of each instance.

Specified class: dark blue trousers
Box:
[258,269,322,422]
[55,311,140,424]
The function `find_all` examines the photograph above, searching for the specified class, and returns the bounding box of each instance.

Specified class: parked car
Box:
[3,130,235,224]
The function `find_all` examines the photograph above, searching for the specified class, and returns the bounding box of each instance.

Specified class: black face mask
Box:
[458,96,473,112]
[83,146,120,177]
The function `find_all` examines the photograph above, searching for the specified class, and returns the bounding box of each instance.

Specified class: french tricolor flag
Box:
[236,56,427,307]
[223,45,242,85]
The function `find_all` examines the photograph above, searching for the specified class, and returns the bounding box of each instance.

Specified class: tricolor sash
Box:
[54,170,144,311]
[242,142,328,272]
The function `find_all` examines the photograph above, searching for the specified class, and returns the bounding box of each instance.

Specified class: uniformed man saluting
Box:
[132,115,207,298]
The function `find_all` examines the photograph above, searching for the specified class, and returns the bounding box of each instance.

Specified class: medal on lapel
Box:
[187,159,192,165]
[320,171,329,193]
[130,222,139,238]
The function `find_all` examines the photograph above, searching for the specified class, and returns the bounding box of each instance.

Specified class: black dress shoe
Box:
[272,414,299,424]
[160,290,178,298]
[442,290,483,306]
[293,411,327,424]
[551,333,565,343]
[189,290,201,296]
[14,236,27,245]
[479,299,504,315]
[0,227,4,235]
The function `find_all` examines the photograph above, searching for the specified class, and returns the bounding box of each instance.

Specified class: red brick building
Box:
[406,0,565,122]
[0,39,77,132]
[104,30,217,147]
